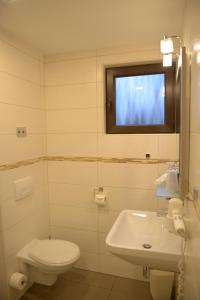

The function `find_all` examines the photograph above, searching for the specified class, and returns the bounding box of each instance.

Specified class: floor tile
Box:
[21,269,153,300]
[21,291,46,300]
[108,291,137,300]
[62,267,115,289]
[49,281,90,300]
[60,267,86,282]
[22,282,54,300]
[112,277,152,299]
[22,278,110,300]
[96,273,115,289]
[81,286,110,300]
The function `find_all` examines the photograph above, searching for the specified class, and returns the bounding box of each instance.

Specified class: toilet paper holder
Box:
[94,187,106,207]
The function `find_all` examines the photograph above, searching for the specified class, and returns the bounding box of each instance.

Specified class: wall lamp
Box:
[160,35,182,67]
[193,41,200,64]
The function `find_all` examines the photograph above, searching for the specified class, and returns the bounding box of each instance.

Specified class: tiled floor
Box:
[21,268,153,300]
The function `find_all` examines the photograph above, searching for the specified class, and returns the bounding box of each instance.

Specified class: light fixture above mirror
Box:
[160,38,174,54]
[160,35,182,67]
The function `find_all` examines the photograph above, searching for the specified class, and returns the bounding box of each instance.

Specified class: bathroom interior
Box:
[0,0,199,299]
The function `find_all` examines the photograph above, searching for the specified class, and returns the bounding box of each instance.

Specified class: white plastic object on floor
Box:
[150,269,174,300]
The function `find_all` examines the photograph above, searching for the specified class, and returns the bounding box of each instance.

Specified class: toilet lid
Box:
[29,240,80,266]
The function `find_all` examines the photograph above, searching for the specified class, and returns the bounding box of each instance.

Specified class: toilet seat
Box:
[29,239,80,267]
[17,239,80,286]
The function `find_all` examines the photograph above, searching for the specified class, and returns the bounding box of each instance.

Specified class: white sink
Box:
[106,210,182,272]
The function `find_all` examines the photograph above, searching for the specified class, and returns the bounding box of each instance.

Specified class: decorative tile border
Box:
[0,156,46,172]
[0,155,178,171]
[46,156,176,164]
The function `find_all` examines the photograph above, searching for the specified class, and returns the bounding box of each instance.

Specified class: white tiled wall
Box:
[183,0,200,299]
[0,37,49,300]
[0,35,180,297]
[0,211,8,300]
[45,46,179,280]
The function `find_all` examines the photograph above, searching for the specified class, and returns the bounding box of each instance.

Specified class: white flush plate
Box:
[15,176,33,201]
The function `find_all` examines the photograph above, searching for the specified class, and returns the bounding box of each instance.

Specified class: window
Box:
[106,63,176,134]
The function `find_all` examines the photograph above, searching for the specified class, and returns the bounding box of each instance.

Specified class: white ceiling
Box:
[0,0,186,54]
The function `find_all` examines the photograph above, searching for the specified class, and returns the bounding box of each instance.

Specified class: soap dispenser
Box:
[155,162,179,198]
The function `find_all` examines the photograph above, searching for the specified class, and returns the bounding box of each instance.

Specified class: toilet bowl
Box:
[16,239,80,286]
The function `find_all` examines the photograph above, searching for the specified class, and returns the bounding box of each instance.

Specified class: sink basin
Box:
[106,210,182,272]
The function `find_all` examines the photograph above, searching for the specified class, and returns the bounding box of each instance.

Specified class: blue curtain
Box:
[116,74,165,126]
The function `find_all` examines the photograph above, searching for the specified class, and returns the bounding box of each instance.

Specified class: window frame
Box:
[105,63,176,134]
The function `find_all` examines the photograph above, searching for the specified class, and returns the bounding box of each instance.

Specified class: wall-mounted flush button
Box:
[15,176,33,201]
[16,127,27,137]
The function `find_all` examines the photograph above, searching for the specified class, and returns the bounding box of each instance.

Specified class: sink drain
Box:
[142,243,152,249]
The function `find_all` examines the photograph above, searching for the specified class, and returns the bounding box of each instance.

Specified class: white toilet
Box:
[16,239,80,286]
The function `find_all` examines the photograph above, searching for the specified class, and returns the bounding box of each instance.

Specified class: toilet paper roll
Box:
[9,272,28,290]
[94,194,106,206]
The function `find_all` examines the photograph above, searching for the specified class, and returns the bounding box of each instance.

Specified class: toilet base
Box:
[29,266,58,286]
[16,239,80,287]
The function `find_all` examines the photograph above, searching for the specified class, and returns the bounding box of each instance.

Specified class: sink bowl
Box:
[106,210,182,272]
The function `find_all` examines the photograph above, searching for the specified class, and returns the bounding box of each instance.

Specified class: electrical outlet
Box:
[16,127,27,137]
